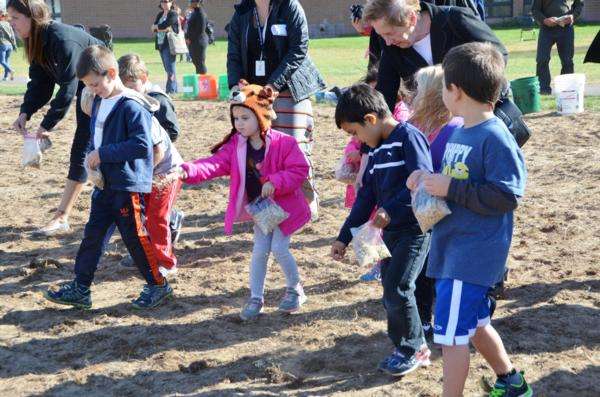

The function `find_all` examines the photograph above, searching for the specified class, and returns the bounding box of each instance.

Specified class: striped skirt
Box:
[272,92,317,204]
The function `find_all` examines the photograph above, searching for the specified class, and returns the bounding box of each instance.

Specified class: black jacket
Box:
[227,0,325,101]
[584,30,600,63]
[185,7,208,47]
[154,10,180,51]
[20,21,101,131]
[376,1,507,110]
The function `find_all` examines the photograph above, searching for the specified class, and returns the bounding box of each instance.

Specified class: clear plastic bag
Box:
[22,135,42,168]
[85,153,105,190]
[334,155,359,184]
[350,221,391,267]
[245,197,289,235]
[411,182,452,233]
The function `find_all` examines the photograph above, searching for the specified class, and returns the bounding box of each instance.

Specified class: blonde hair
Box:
[117,53,149,82]
[364,0,421,27]
[409,65,452,137]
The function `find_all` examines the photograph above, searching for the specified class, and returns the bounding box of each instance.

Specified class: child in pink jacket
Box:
[179,82,310,321]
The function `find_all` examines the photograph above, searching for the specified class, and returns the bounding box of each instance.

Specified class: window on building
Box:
[486,0,514,18]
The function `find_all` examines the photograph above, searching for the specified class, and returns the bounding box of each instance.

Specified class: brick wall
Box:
[583,0,600,21]
[59,0,358,39]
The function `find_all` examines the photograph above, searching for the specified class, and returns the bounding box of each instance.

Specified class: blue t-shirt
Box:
[427,117,527,287]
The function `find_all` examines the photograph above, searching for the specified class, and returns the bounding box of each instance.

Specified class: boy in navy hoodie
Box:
[44,45,172,310]
[331,84,433,376]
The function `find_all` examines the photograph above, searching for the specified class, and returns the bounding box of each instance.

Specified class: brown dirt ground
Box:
[0,95,598,396]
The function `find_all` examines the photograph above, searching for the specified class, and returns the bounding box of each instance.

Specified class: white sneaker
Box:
[35,218,70,236]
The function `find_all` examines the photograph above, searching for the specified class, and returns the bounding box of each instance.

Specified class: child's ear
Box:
[140,73,148,84]
[107,67,118,80]
[364,113,378,125]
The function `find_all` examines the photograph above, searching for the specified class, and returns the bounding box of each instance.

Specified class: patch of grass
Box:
[0,24,598,97]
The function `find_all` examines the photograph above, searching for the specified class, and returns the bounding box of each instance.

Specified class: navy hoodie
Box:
[337,122,433,245]
[90,96,154,193]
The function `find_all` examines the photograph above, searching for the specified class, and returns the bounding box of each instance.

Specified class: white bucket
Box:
[553,73,586,115]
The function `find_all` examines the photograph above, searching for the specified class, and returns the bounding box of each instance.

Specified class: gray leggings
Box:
[250,225,300,299]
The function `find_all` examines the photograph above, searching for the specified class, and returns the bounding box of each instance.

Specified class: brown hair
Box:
[443,42,505,105]
[117,53,149,82]
[409,65,452,136]
[76,45,118,80]
[364,0,421,27]
[7,0,51,65]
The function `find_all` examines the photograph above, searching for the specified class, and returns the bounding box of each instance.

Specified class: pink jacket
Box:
[181,129,311,236]
[344,137,362,208]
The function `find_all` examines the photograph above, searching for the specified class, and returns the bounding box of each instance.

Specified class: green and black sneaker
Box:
[489,370,532,397]
[44,280,92,309]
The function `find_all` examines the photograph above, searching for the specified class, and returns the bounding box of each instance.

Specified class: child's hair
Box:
[117,53,149,83]
[397,78,411,102]
[6,0,51,65]
[335,83,391,128]
[409,65,451,136]
[360,67,378,86]
[442,42,505,105]
[76,45,118,80]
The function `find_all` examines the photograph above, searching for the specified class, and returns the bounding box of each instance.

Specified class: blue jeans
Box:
[536,25,575,93]
[159,45,178,94]
[0,44,13,78]
[381,225,431,356]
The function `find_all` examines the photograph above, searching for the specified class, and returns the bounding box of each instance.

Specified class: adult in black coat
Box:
[7,0,102,236]
[364,0,506,110]
[185,0,209,74]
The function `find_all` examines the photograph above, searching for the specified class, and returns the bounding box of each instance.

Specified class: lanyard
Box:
[253,5,272,60]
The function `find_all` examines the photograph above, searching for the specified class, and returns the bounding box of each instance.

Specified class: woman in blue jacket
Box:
[7,0,101,236]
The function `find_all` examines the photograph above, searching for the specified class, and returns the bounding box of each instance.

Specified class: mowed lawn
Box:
[1,24,599,110]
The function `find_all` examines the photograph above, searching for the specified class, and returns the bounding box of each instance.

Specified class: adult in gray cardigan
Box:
[227,0,326,220]
[7,0,102,236]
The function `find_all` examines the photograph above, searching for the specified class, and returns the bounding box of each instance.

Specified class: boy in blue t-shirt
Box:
[331,84,434,376]
[407,43,531,397]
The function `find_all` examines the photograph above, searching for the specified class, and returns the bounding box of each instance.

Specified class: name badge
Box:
[271,24,287,36]
[255,60,266,77]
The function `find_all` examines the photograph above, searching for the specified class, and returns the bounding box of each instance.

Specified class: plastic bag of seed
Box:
[411,182,451,233]
[22,134,42,168]
[334,155,359,184]
[245,197,289,234]
[350,221,391,267]
[85,153,105,190]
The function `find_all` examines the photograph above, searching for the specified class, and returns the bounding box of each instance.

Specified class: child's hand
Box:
[407,170,428,191]
[422,173,452,197]
[331,241,347,261]
[261,181,275,198]
[346,151,362,163]
[372,208,391,229]
[87,150,101,170]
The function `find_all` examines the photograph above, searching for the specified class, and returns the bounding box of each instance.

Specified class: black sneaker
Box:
[489,370,532,397]
[170,209,185,246]
[378,349,429,376]
[44,280,92,309]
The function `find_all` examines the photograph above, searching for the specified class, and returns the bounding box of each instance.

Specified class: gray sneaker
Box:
[278,287,307,313]
[240,297,264,321]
